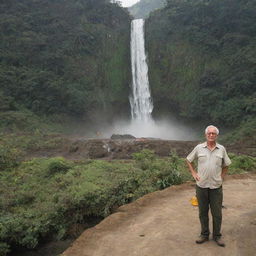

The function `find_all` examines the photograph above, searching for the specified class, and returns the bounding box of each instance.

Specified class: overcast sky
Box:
[117,0,140,7]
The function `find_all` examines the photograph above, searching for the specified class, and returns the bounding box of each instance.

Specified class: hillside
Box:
[145,0,256,140]
[0,0,131,132]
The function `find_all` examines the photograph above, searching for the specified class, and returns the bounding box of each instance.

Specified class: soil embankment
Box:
[29,138,256,160]
[62,173,256,256]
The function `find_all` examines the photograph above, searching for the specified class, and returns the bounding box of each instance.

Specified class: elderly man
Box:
[186,125,231,247]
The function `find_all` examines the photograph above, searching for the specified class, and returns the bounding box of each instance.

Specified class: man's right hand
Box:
[186,160,200,181]
[192,171,200,181]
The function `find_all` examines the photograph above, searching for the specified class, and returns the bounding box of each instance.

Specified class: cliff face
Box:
[145,0,256,135]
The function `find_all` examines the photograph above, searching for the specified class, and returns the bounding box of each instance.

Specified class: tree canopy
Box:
[0,0,131,126]
[146,0,256,131]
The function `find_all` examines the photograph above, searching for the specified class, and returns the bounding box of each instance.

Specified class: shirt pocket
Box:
[215,154,223,167]
[198,154,207,164]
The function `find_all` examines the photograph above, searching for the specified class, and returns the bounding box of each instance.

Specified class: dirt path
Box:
[62,174,256,256]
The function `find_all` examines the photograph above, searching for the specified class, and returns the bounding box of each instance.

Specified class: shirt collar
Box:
[203,142,220,149]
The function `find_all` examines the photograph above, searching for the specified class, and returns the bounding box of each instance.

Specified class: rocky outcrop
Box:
[27,138,256,160]
[110,134,136,140]
[65,139,198,159]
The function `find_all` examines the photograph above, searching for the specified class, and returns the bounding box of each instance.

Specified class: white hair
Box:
[205,125,219,135]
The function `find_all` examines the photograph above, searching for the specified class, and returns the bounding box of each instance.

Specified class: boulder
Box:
[110,134,136,140]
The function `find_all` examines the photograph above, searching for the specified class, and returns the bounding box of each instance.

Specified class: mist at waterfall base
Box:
[97,116,198,141]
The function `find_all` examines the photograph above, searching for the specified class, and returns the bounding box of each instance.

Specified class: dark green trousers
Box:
[196,185,223,239]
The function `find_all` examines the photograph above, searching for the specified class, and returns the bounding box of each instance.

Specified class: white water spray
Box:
[130,19,153,123]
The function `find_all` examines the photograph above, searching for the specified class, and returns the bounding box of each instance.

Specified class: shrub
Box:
[133,149,183,189]
[229,154,256,174]
[47,157,71,176]
[154,155,183,189]
[0,145,23,171]
[132,149,156,170]
[0,242,10,256]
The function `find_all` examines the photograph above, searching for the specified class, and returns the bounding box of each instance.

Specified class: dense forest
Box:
[146,0,256,140]
[0,0,131,132]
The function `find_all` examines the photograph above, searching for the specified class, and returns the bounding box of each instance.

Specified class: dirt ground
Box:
[62,173,256,256]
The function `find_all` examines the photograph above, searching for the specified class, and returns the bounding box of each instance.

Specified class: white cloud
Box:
[116,0,141,7]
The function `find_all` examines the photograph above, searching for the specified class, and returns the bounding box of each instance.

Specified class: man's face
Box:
[205,127,218,142]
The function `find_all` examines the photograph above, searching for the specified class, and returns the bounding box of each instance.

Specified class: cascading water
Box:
[130,19,154,123]
[104,18,197,140]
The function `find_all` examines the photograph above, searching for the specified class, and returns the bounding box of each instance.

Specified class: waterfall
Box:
[130,19,153,123]
[102,18,197,140]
